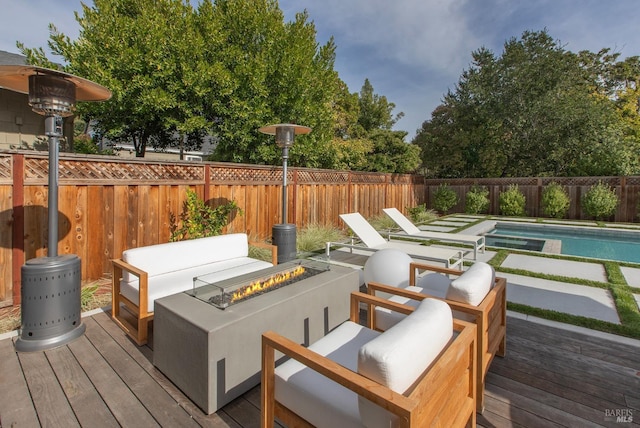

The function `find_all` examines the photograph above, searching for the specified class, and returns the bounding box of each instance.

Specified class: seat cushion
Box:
[120,257,272,311]
[275,321,380,428]
[358,298,453,428]
[445,261,494,306]
[122,233,250,281]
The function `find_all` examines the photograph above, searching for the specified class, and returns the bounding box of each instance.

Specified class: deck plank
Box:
[66,323,159,427]
[2,312,639,427]
[91,309,240,428]
[45,344,118,428]
[18,345,80,427]
[82,315,199,427]
[0,338,40,426]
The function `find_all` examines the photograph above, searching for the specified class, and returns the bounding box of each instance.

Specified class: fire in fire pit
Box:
[206,263,326,309]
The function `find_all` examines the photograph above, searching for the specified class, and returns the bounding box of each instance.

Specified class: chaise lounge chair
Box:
[326,212,464,270]
[383,207,485,259]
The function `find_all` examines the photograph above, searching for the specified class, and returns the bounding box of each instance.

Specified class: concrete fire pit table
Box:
[153,260,360,414]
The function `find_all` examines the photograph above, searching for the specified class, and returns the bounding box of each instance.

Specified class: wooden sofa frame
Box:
[367,262,506,413]
[112,240,276,345]
[261,292,477,428]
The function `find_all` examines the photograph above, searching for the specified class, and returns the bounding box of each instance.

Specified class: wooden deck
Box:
[1,310,639,427]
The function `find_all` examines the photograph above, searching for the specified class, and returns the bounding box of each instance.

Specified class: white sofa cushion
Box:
[274,321,380,428]
[358,298,453,428]
[122,233,250,281]
[445,261,494,306]
[120,257,272,311]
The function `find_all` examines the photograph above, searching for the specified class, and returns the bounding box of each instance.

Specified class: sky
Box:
[1,0,639,140]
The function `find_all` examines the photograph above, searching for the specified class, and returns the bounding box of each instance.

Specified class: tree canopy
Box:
[19,0,418,173]
[413,30,640,178]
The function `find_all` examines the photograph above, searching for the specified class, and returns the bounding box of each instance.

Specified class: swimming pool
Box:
[486,222,640,263]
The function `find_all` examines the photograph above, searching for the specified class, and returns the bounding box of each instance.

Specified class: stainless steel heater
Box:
[0,65,111,352]
[258,123,311,264]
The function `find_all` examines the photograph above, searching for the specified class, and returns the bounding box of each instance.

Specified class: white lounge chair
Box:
[326,212,464,270]
[383,207,485,259]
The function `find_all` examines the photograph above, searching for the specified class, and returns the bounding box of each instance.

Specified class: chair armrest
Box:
[249,240,278,265]
[409,261,463,285]
[349,291,416,327]
[112,258,150,315]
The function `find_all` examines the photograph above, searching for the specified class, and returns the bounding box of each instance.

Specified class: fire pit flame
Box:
[230,265,306,303]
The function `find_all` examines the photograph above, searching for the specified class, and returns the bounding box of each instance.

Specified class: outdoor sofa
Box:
[111,233,277,345]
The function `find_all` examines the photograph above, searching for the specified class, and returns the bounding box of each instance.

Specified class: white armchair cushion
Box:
[358,298,453,428]
[445,261,494,306]
[274,321,380,428]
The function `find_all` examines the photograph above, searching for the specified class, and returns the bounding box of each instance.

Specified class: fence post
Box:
[12,153,24,305]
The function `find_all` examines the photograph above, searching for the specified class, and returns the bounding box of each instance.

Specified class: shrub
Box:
[296,223,346,253]
[406,204,439,223]
[541,182,570,219]
[465,185,489,214]
[582,181,619,220]
[499,185,526,216]
[169,189,241,241]
[433,184,458,214]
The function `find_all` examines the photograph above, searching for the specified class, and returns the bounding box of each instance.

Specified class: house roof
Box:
[0,50,27,66]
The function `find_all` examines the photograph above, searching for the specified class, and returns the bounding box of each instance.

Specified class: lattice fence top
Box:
[297,170,349,184]
[0,155,11,183]
[23,157,204,184]
[210,166,282,183]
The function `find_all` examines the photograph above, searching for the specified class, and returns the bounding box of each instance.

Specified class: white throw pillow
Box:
[445,261,494,306]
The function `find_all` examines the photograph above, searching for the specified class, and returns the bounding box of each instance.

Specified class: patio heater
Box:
[0,65,111,352]
[258,123,311,263]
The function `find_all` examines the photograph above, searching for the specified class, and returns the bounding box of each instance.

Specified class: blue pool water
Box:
[487,222,640,263]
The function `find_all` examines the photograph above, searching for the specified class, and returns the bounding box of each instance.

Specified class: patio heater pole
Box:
[259,123,311,264]
[0,65,111,352]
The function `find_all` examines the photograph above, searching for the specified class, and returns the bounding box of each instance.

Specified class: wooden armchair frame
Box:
[111,241,277,346]
[261,292,477,428]
[367,262,506,413]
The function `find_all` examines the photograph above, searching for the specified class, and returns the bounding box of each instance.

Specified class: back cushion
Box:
[445,261,494,306]
[122,233,248,279]
[357,298,453,427]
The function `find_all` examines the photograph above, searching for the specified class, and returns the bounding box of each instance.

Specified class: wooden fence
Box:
[425,176,640,223]
[0,151,425,307]
[2,151,640,309]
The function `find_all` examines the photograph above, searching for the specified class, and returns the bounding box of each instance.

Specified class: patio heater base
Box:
[272,223,296,264]
[15,254,86,352]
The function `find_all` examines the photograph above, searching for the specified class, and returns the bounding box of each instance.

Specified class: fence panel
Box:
[4,150,640,309]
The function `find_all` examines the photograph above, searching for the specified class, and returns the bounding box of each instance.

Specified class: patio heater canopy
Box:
[258,123,311,148]
[0,65,112,104]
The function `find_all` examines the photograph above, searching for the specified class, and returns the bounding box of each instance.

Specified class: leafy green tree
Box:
[414,30,639,178]
[199,0,338,168]
[20,0,339,165]
[358,78,403,132]
[362,129,421,173]
[20,0,210,157]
